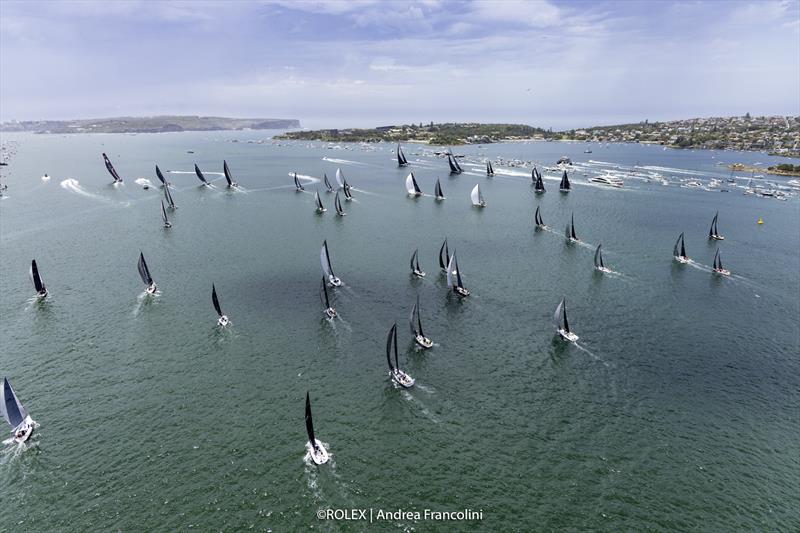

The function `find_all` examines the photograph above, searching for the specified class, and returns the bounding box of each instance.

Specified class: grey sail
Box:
[102,153,123,183]
[386,323,397,371]
[138,252,153,285]
[323,173,333,192]
[410,248,419,273]
[305,392,317,448]
[30,259,45,294]
[194,164,209,184]
[212,284,223,317]
[535,206,543,226]
[160,200,170,226]
[397,144,409,167]
[315,189,324,210]
[334,191,344,215]
[320,240,335,278]
[155,165,168,186]
[294,172,304,191]
[164,181,176,208]
[439,239,449,270]
[673,233,683,256]
[1,377,28,429]
[223,160,234,187]
[410,295,424,337]
[594,244,604,268]
[553,298,565,329]
[570,214,578,240]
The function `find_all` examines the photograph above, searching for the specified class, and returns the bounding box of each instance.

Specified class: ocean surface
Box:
[1,131,798,532]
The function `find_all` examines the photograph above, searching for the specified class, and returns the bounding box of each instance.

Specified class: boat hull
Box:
[391,370,415,388]
[218,315,230,327]
[324,307,337,319]
[328,276,342,287]
[454,286,470,297]
[558,329,579,342]
[412,269,426,278]
[414,335,433,349]
[713,268,731,276]
[674,256,691,264]
[307,439,329,465]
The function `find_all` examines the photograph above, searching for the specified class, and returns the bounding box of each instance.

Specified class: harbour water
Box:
[1,131,798,531]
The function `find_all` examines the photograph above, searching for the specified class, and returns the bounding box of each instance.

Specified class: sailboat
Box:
[223,160,238,188]
[471,184,486,207]
[212,284,230,326]
[712,248,730,276]
[559,170,571,192]
[553,297,579,342]
[594,244,612,273]
[320,240,342,286]
[446,251,469,297]
[565,213,579,243]
[194,164,210,186]
[673,232,690,263]
[533,167,546,193]
[486,160,495,176]
[335,168,353,200]
[334,191,345,216]
[160,200,172,228]
[2,377,36,444]
[320,276,337,318]
[410,248,426,278]
[405,172,423,196]
[164,179,177,209]
[155,165,170,188]
[294,172,305,192]
[438,238,450,273]
[534,206,546,230]
[708,211,724,240]
[409,295,433,349]
[323,172,334,192]
[102,153,123,184]
[434,178,445,200]
[314,189,326,213]
[29,259,47,299]
[138,252,157,294]
[386,323,415,388]
[447,152,463,175]
[305,392,329,465]
[397,144,409,167]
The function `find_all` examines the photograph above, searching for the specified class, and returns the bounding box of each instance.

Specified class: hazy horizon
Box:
[2,0,799,130]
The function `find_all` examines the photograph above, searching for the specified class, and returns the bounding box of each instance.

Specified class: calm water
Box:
[1,131,798,531]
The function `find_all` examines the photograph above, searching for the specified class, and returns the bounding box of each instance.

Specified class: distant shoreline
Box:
[0,115,300,134]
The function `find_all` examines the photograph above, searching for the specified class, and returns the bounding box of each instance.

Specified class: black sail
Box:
[305,392,317,447]
[439,239,448,270]
[386,323,396,371]
[102,153,123,183]
[320,276,331,309]
[161,200,170,226]
[447,154,461,174]
[435,178,444,199]
[138,252,153,285]
[30,259,45,293]
[410,249,419,272]
[334,191,344,215]
[223,160,234,186]
[709,211,719,237]
[454,252,464,288]
[680,234,687,258]
[562,301,571,333]
[397,144,408,167]
[212,284,223,317]
[594,244,604,268]
[194,164,208,184]
[155,165,168,186]
[414,295,424,337]
[560,170,571,190]
[571,214,578,240]
[324,173,333,192]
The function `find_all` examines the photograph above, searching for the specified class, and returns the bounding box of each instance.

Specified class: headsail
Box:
[30,259,45,294]
[164,180,176,208]
[553,297,570,332]
[155,165,169,187]
[212,284,223,317]
[160,200,170,226]
[138,252,153,285]
[334,191,344,215]
[439,238,449,271]
[471,184,482,206]
[486,160,494,176]
[673,233,683,257]
[102,153,123,183]
[320,276,331,309]
[386,323,397,371]
[294,172,304,191]
[409,295,424,337]
[454,252,464,289]
[680,233,687,258]
[560,170,571,191]
[323,173,334,192]
[446,253,456,289]
[594,244,604,269]
[406,172,422,195]
[305,392,317,448]
[194,164,209,185]
[434,178,444,199]
[1,377,28,429]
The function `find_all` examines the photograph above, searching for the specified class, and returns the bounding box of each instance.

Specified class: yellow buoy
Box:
[757,217,764,225]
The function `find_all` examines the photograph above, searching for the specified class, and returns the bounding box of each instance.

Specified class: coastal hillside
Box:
[0,115,300,134]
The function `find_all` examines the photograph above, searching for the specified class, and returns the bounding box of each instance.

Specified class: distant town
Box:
[276,115,800,157]
[0,115,300,134]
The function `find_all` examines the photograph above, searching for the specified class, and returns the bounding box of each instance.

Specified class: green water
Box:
[1,132,798,531]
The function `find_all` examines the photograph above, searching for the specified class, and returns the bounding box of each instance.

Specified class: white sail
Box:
[405,173,416,195]
[320,243,333,278]
[553,298,565,330]
[446,253,456,288]
[1,377,28,429]
[471,184,481,206]
[335,168,345,189]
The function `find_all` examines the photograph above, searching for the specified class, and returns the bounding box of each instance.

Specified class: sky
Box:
[1,0,798,130]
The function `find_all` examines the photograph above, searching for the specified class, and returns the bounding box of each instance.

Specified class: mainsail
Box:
[138,252,153,285]
[1,377,28,429]
[315,189,324,211]
[410,248,421,273]
[439,239,449,271]
[559,170,571,191]
[323,173,333,192]
[164,180,176,208]
[709,211,719,238]
[471,184,484,206]
[713,248,723,270]
[386,323,397,371]
[534,168,546,192]
[486,161,494,176]
[320,276,331,309]
[553,297,570,333]
[397,144,409,167]
[294,172,304,191]
[320,240,336,278]
[194,164,209,185]
[155,165,169,187]
[160,200,170,226]
[674,233,686,258]
[335,168,346,190]
[409,295,424,337]
[534,206,544,226]
[223,160,235,187]
[30,259,45,294]
[570,214,578,240]
[212,284,223,317]
[434,178,444,199]
[334,191,344,215]
[102,153,123,183]
[594,244,604,269]
[305,392,318,449]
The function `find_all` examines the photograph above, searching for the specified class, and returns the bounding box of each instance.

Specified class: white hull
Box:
[36,290,48,300]
[145,284,158,295]
[328,275,342,287]
[435,196,445,201]
[568,237,580,244]
[454,286,470,297]
[12,417,35,444]
[713,268,731,276]
[412,269,426,278]
[391,369,415,388]
[414,335,433,349]
[217,315,230,327]
[558,329,579,342]
[674,256,691,264]
[324,307,337,319]
[163,223,171,229]
[316,208,327,213]
[709,235,725,240]
[595,266,613,274]
[306,439,329,465]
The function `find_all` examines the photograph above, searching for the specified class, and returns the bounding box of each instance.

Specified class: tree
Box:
[745,112,751,120]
